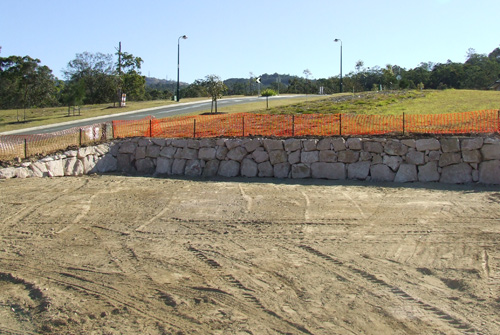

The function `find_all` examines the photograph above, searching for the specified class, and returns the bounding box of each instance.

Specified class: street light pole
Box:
[177,35,188,102]
[334,38,343,93]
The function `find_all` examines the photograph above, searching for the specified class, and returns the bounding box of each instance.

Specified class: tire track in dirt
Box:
[297,244,480,334]
[0,262,196,334]
[187,245,313,334]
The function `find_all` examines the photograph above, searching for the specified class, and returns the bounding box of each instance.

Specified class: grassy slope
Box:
[264,90,500,116]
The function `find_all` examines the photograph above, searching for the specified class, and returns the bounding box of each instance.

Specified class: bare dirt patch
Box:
[0,175,499,334]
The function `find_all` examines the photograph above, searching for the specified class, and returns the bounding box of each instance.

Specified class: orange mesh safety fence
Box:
[2,110,499,161]
[0,123,109,161]
[404,110,499,134]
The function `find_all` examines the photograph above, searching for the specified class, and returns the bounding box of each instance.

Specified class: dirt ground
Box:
[0,175,499,335]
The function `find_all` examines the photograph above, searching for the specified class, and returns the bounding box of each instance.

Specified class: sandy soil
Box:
[0,175,499,335]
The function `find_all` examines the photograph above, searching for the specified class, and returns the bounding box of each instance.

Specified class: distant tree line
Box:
[1,46,499,112]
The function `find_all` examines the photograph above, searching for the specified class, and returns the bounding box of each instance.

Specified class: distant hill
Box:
[224,73,299,87]
[145,77,188,89]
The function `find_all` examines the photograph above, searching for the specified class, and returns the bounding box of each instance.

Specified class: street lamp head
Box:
[334,38,341,43]
[181,35,187,40]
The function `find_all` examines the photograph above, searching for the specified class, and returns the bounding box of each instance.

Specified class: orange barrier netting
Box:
[2,110,499,161]
[0,123,110,161]
[111,110,499,140]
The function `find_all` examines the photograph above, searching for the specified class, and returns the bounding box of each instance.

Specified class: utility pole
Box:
[116,42,122,107]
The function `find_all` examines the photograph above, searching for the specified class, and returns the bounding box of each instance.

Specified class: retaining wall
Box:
[1,136,500,184]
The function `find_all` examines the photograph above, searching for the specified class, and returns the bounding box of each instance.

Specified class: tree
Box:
[0,56,57,119]
[261,89,277,109]
[60,79,85,115]
[199,75,227,114]
[115,44,146,102]
[63,52,116,104]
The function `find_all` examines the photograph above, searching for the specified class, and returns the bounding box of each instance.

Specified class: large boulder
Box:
[218,160,240,177]
[394,164,418,183]
[478,160,500,184]
[370,164,395,182]
[311,162,345,180]
[347,161,371,180]
[440,163,472,184]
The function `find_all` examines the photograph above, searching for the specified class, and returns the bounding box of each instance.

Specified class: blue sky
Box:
[1,0,499,83]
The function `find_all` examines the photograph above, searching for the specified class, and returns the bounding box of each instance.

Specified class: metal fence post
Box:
[242,116,245,137]
[24,138,28,159]
[292,115,295,137]
[149,119,152,137]
[402,112,405,135]
[193,119,196,138]
[79,128,82,146]
[339,114,342,136]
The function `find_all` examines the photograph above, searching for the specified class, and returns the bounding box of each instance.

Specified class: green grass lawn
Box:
[265,90,500,116]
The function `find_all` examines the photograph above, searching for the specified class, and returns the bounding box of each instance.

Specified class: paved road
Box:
[2,95,305,135]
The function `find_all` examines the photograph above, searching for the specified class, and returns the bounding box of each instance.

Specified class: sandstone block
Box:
[301,151,319,164]
[200,138,216,147]
[146,145,161,158]
[198,147,217,161]
[462,150,481,163]
[479,160,500,184]
[346,138,362,150]
[440,163,472,184]
[319,150,337,162]
[202,160,220,177]
[440,138,460,153]
[15,167,31,179]
[159,146,177,158]
[385,140,408,156]
[317,138,332,151]
[311,162,345,180]
[406,150,425,165]
[186,139,200,149]
[216,146,228,160]
[274,162,291,178]
[284,138,301,152]
[269,150,287,165]
[151,138,166,147]
[0,167,16,179]
[135,158,155,175]
[338,150,359,163]
[418,162,439,182]
[95,154,117,173]
[292,163,311,179]
[135,146,147,160]
[82,155,97,174]
[138,138,152,147]
[172,159,187,175]
[302,139,318,152]
[364,141,383,153]
[370,164,395,182]
[171,139,187,148]
[347,161,371,180]
[180,147,199,160]
[401,139,416,148]
[64,157,78,176]
[244,139,262,152]
[288,150,301,164]
[258,161,274,177]
[241,158,258,177]
[252,148,269,163]
[438,152,462,167]
[416,138,440,151]
[383,155,402,171]
[72,160,85,176]
[226,139,243,150]
[156,157,173,175]
[218,160,240,177]
[394,164,418,183]
[77,146,95,158]
[461,138,483,151]
[263,139,283,151]
[185,160,202,176]
[481,144,500,160]
[227,146,248,162]
[332,138,347,151]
